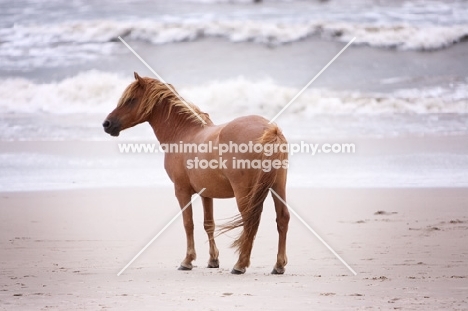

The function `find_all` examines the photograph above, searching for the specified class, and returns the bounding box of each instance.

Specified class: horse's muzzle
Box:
[102,119,121,137]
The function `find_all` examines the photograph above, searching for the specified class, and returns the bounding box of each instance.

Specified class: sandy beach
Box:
[1,187,467,310]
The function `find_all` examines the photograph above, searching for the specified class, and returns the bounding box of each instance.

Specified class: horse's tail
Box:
[220,124,288,258]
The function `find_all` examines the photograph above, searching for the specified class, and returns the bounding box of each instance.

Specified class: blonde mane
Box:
[118,78,211,126]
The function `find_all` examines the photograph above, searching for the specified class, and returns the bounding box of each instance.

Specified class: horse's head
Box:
[103,72,149,137]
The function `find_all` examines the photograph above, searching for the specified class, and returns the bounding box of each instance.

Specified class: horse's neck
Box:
[147,104,204,143]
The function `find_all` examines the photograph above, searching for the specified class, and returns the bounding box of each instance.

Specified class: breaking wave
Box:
[2,19,468,70]
[1,70,467,116]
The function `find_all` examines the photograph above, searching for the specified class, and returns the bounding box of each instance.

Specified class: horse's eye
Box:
[126,98,136,106]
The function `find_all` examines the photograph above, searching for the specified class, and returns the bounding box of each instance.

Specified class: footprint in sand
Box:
[374,210,397,215]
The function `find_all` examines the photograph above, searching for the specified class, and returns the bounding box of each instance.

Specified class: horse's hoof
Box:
[231,268,246,275]
[178,265,192,271]
[271,267,285,275]
[207,259,219,268]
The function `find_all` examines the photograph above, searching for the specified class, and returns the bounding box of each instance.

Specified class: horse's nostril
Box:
[102,120,111,128]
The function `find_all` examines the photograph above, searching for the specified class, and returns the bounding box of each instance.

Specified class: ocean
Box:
[1,0,468,191]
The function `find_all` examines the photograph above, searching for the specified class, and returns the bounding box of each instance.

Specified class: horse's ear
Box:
[134,72,145,85]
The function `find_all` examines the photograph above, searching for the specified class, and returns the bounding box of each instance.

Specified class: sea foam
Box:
[2,18,468,70]
[1,71,467,116]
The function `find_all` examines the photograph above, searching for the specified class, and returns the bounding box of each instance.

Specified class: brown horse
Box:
[103,72,290,274]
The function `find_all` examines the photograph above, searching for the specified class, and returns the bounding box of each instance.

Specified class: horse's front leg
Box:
[202,197,220,268]
[175,189,196,270]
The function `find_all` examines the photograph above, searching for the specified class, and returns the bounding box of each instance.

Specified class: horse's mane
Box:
[118,78,211,126]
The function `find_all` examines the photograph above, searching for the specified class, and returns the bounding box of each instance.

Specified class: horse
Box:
[103,72,290,274]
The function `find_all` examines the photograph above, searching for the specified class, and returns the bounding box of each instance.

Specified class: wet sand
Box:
[1,187,467,310]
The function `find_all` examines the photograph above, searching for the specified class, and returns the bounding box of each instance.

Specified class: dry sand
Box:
[1,188,467,310]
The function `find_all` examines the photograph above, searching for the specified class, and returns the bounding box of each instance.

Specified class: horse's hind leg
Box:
[202,197,219,268]
[231,195,264,274]
[271,184,290,274]
[175,189,196,270]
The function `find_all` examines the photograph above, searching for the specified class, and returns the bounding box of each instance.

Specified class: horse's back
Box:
[218,115,272,144]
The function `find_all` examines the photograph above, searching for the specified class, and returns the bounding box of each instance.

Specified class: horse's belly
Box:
[189,171,235,198]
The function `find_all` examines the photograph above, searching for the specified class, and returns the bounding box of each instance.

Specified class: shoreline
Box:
[1,135,468,191]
